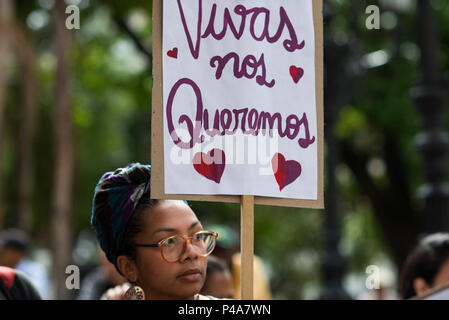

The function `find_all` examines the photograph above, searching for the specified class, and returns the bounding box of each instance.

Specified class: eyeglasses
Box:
[135,230,218,263]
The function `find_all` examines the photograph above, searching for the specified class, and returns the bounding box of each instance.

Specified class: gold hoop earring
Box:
[124,284,145,300]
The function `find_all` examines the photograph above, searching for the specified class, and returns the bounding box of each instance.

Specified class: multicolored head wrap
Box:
[91,163,152,269]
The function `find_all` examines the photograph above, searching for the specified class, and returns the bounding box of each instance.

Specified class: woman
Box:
[399,233,449,299]
[91,163,218,300]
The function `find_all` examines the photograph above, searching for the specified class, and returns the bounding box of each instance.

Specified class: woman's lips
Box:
[178,268,202,282]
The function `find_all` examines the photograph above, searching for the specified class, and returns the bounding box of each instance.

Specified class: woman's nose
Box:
[179,239,200,263]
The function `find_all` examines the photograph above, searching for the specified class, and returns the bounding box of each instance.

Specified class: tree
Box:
[0,0,13,231]
[51,0,75,299]
[15,20,38,233]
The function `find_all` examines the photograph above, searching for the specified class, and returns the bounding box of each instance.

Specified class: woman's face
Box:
[133,200,207,299]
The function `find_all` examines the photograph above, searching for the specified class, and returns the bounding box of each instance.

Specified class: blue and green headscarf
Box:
[91,163,152,270]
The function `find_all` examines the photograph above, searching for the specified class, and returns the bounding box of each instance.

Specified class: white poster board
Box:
[162,0,318,200]
[152,0,324,208]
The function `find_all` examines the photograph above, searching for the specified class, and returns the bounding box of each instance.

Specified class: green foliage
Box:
[2,0,449,299]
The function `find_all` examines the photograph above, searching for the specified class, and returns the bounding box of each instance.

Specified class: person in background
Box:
[210,224,272,300]
[77,248,126,300]
[0,266,41,300]
[200,255,234,299]
[399,233,449,299]
[0,229,50,299]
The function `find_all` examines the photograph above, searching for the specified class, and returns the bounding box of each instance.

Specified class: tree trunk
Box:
[0,0,13,231]
[413,0,449,233]
[51,1,75,300]
[339,138,420,269]
[12,21,38,233]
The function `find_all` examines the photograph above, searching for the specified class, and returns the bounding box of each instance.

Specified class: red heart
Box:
[193,149,226,184]
[167,47,178,59]
[289,66,304,84]
[272,153,302,191]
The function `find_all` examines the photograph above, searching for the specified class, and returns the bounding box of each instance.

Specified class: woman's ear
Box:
[413,277,430,296]
[117,255,138,283]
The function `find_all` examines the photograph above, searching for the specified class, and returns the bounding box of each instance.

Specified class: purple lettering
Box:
[268,7,305,52]
[167,79,315,150]
[202,4,246,40]
[258,112,287,138]
[248,7,270,41]
[166,78,204,149]
[297,112,316,148]
[285,114,300,139]
[203,109,220,137]
[202,4,305,52]
[255,54,275,88]
[210,52,275,88]
[210,52,242,80]
[233,108,249,133]
[179,1,305,57]
[242,55,258,78]
[247,109,259,136]
[177,0,203,59]
[220,109,233,135]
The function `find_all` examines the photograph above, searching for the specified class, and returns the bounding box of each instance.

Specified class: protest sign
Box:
[152,0,323,208]
[151,0,323,299]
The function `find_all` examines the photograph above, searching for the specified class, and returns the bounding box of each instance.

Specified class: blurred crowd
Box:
[2,225,449,300]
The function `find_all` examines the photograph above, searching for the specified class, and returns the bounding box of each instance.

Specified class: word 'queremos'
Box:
[166,79,315,150]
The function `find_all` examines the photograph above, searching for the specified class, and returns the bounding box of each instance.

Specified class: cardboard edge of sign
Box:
[151,0,324,210]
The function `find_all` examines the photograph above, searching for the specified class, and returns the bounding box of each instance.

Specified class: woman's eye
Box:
[164,238,177,247]
[193,233,203,242]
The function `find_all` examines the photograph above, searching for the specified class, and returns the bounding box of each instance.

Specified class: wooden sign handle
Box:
[240,195,254,300]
